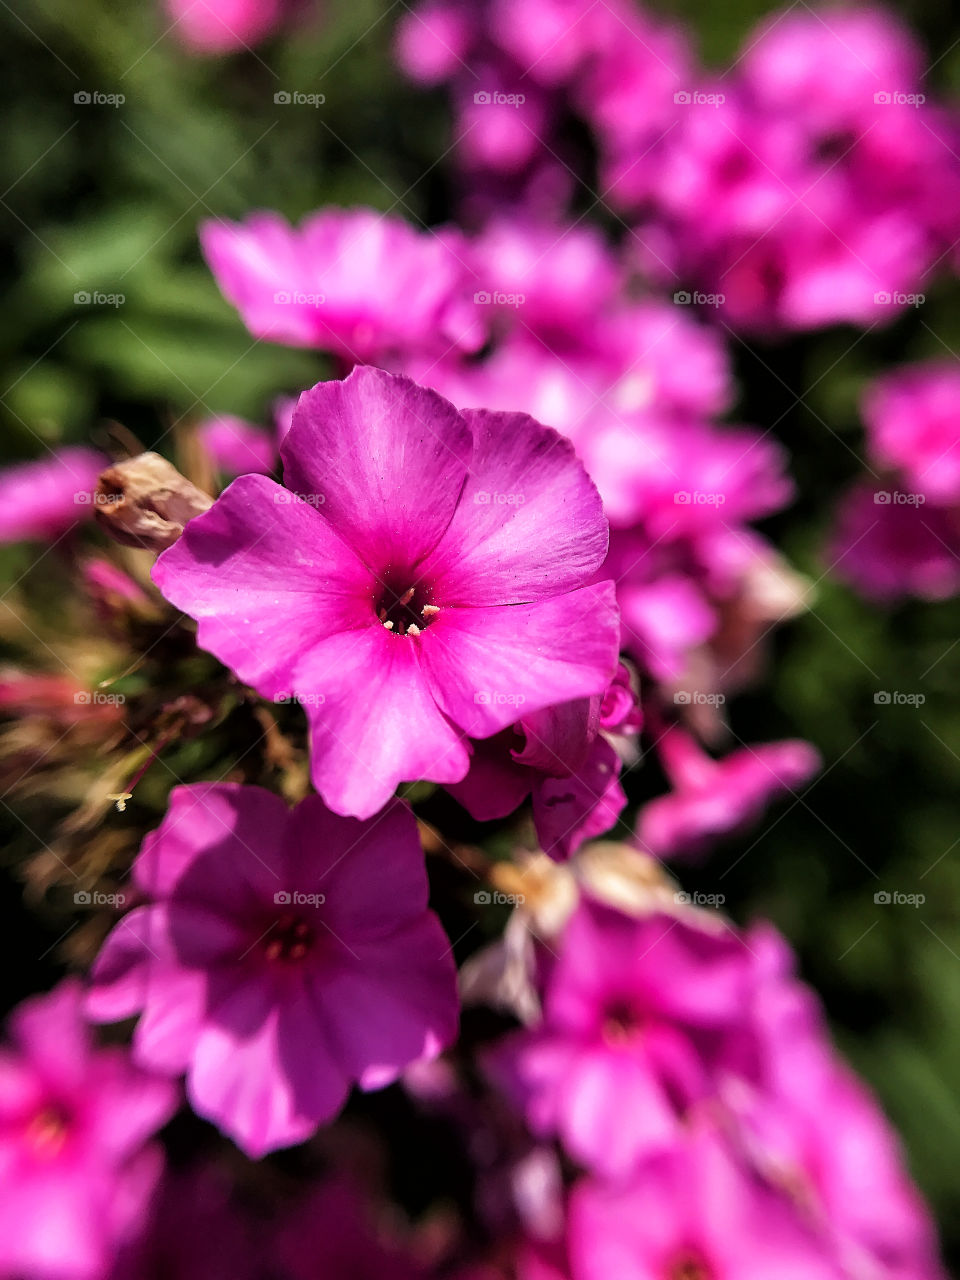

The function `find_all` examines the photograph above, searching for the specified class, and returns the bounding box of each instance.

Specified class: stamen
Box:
[422,604,440,617]
[407,623,421,637]
[383,620,395,631]
[398,587,415,607]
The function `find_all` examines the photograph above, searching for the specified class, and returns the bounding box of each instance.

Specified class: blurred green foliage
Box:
[2,0,960,1267]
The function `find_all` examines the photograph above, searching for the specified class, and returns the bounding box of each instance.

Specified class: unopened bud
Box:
[94,453,213,551]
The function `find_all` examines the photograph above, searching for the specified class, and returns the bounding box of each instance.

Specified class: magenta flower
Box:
[468,219,620,343]
[153,367,619,819]
[0,446,106,545]
[569,1122,842,1280]
[863,361,960,505]
[0,980,176,1280]
[196,414,276,478]
[740,923,948,1280]
[165,0,290,54]
[488,899,760,1180]
[86,782,459,1157]
[740,5,922,135]
[635,726,821,861]
[449,665,639,861]
[829,482,960,604]
[200,210,483,362]
[110,1163,260,1280]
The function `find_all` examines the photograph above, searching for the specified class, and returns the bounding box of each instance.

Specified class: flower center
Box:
[601,998,646,1047]
[264,913,314,963]
[27,1103,71,1157]
[668,1251,713,1280]
[375,576,438,636]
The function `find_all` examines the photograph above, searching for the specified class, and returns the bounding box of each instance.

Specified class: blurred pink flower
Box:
[740,4,923,134]
[488,899,760,1179]
[735,922,948,1279]
[196,414,276,477]
[569,1121,843,1280]
[164,0,290,53]
[0,980,176,1280]
[468,219,621,345]
[829,482,960,603]
[635,725,821,860]
[201,209,483,363]
[87,783,458,1156]
[863,361,960,505]
[450,664,639,860]
[109,1163,259,1279]
[0,446,106,544]
[153,367,618,819]
[394,0,477,85]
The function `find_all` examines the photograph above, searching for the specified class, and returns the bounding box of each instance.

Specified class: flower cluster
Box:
[830,360,960,603]
[0,0,955,1275]
[397,0,960,331]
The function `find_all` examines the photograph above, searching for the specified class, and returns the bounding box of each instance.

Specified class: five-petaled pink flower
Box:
[86,783,459,1157]
[0,980,176,1280]
[153,366,620,819]
[488,898,760,1180]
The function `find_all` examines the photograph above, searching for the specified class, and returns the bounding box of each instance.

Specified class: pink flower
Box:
[200,210,482,362]
[196,414,276,478]
[109,1163,259,1280]
[153,367,619,819]
[488,899,760,1180]
[0,980,176,1280]
[740,5,923,135]
[735,923,948,1280]
[394,0,478,86]
[86,783,459,1157]
[164,0,288,54]
[635,726,821,861]
[828,482,960,604]
[863,361,960,505]
[0,447,106,544]
[569,1122,842,1280]
[468,219,621,345]
[449,665,638,861]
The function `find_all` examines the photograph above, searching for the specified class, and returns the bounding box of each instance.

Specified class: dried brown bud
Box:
[94,452,213,551]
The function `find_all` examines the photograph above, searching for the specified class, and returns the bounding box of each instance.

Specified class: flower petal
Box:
[152,473,372,697]
[293,625,470,819]
[419,582,620,738]
[421,408,608,605]
[281,366,472,569]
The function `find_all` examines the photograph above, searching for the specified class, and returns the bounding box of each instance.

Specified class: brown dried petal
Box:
[94,452,213,551]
